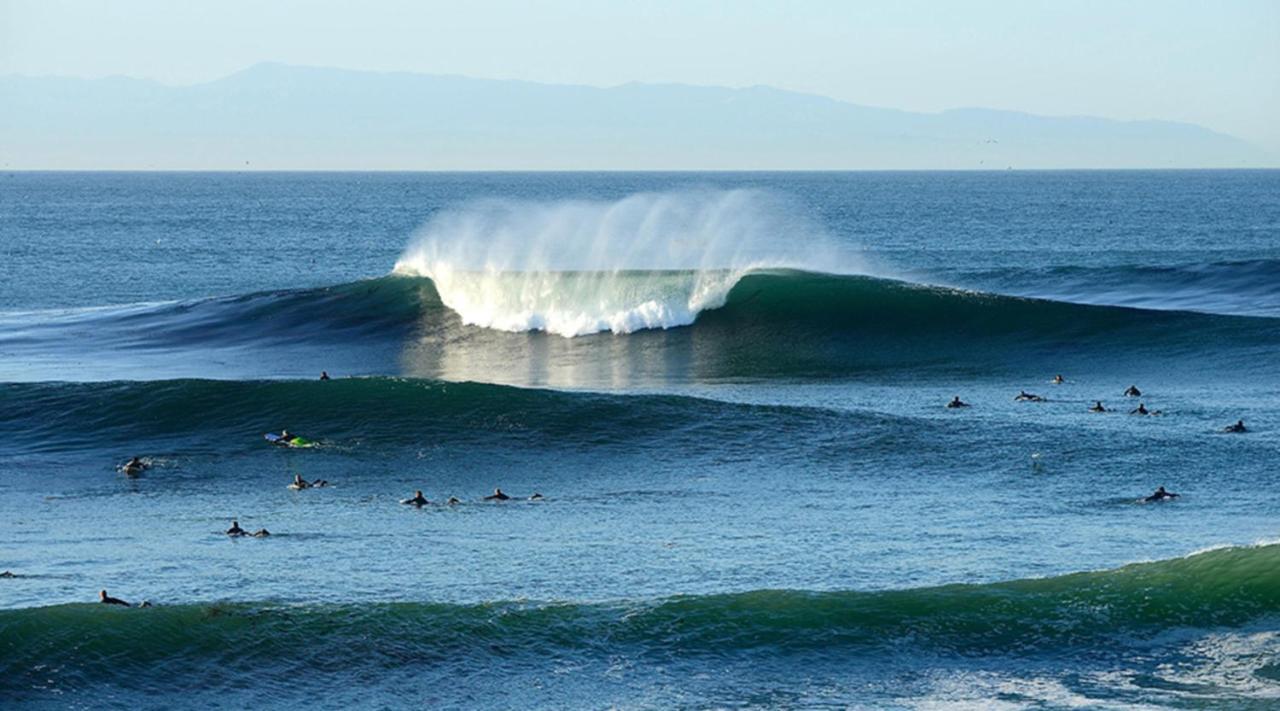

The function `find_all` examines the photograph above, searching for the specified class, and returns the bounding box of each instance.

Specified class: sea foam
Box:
[393,189,849,336]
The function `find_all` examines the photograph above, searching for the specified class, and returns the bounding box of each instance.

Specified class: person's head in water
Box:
[320,371,330,380]
[1053,374,1064,383]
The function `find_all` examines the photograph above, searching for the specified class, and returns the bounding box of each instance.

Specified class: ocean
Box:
[1,170,1278,709]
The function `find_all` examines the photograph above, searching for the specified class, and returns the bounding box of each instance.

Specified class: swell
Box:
[3,269,1275,345]
[2,270,1277,383]
[3,543,1278,693]
[950,258,1280,318]
[0,377,896,455]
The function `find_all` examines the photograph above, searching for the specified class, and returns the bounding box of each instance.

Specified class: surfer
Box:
[1144,486,1179,502]
[402,490,429,506]
[1130,402,1150,415]
[1089,401,1108,412]
[529,493,544,501]
[1223,419,1247,433]
[1015,390,1045,402]
[121,456,148,475]
[947,396,970,409]
[279,430,297,443]
[320,371,330,381]
[447,496,461,505]
[484,488,511,501]
[1052,374,1065,384]
[1124,385,1142,397]
[289,473,311,490]
[226,520,247,536]
[99,589,131,607]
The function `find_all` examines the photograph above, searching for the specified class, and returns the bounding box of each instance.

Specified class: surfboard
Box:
[265,433,317,448]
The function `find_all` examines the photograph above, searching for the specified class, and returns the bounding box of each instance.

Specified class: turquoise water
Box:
[2,171,1279,708]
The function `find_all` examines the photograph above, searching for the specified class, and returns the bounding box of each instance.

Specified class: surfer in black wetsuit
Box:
[529,493,544,501]
[290,473,311,490]
[99,589,131,607]
[947,396,970,408]
[121,456,148,475]
[1145,486,1179,502]
[484,488,511,501]
[1089,401,1107,412]
[402,490,429,506]
[320,371,330,381]
[1124,385,1141,397]
[1130,402,1150,415]
[279,430,296,443]
[1052,374,1065,384]
[226,520,247,536]
[447,496,461,505]
[1224,419,1247,433]
[1015,390,1045,402]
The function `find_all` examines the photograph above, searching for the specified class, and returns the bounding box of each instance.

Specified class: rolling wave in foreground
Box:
[3,543,1278,705]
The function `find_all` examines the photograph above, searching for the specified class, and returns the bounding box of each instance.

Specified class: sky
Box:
[2,0,1278,152]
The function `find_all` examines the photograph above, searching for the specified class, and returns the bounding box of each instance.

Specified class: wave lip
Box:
[391,266,748,336]
[392,188,859,336]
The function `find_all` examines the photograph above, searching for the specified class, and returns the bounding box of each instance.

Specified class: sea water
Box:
[2,171,1279,708]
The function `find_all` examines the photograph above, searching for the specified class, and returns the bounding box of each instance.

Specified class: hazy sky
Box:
[3,0,1278,151]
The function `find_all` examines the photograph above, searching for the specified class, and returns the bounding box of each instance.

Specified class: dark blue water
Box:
[2,171,1279,709]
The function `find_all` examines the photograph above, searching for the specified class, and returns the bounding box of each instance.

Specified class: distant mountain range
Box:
[1,62,1271,169]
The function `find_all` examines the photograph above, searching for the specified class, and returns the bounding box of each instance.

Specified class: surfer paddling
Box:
[99,589,131,607]
[226,520,270,537]
[402,490,429,506]
[946,396,970,409]
[484,488,511,501]
[1144,486,1180,502]
[120,456,149,476]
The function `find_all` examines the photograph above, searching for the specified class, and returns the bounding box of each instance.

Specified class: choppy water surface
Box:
[2,171,1278,709]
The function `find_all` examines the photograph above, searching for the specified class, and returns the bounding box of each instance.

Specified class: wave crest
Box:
[393,189,855,336]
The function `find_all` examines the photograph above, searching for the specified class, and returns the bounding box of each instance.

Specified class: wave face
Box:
[393,189,862,336]
[956,258,1280,318]
[4,544,1278,703]
[3,268,1278,384]
[0,377,880,455]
